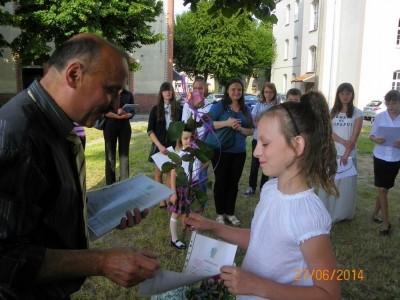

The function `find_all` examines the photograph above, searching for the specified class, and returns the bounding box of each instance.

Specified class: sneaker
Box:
[244,187,255,196]
[216,215,225,224]
[225,215,241,226]
[171,239,186,250]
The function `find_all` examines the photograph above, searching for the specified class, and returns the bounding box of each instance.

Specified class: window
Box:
[283,74,288,92]
[310,0,319,31]
[307,46,317,72]
[285,5,290,25]
[393,70,400,91]
[397,19,400,46]
[294,0,299,21]
[293,36,298,58]
[284,39,289,60]
[292,73,297,86]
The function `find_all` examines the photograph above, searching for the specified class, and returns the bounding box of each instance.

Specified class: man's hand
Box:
[100,248,160,287]
[117,208,149,230]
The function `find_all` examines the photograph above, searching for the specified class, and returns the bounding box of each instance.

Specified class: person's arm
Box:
[220,235,340,300]
[36,248,159,287]
[105,110,132,120]
[147,107,168,154]
[369,114,386,144]
[185,213,250,250]
[332,132,347,146]
[341,116,363,164]
[236,126,254,136]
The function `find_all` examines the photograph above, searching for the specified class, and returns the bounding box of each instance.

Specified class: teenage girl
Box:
[147,82,182,207]
[186,92,341,299]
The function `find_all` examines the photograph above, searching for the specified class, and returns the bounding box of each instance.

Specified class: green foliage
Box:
[167,121,186,142]
[174,1,276,83]
[1,0,163,65]
[183,0,277,23]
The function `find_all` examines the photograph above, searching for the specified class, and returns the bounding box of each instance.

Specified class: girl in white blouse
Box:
[370,90,400,235]
[186,92,341,300]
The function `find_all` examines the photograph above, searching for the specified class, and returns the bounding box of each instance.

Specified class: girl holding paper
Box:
[147,82,182,207]
[370,89,400,235]
[319,83,363,223]
[186,92,340,299]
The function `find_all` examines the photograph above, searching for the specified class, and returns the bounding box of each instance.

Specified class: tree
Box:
[174,1,275,84]
[1,0,163,65]
[183,0,277,23]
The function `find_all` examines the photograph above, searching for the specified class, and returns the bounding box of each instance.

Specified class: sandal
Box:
[379,223,391,236]
[372,215,383,224]
[225,215,241,226]
[171,240,186,250]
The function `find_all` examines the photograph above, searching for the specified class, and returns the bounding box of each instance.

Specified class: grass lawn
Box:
[73,122,400,300]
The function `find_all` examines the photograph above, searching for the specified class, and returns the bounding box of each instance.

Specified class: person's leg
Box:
[104,125,118,185]
[212,150,230,219]
[378,187,390,231]
[225,152,246,223]
[246,139,259,195]
[118,123,132,181]
[170,212,186,249]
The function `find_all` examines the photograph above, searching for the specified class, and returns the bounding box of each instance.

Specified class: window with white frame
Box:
[294,0,299,21]
[307,46,317,72]
[393,70,400,91]
[397,19,400,46]
[293,36,298,58]
[284,39,289,60]
[285,4,290,25]
[283,74,288,92]
[310,0,319,31]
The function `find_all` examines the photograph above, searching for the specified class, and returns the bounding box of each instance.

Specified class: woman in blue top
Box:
[208,79,254,225]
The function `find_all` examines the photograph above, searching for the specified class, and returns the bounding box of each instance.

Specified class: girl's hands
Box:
[169,193,177,205]
[184,213,216,231]
[226,117,241,129]
[220,266,260,296]
[158,145,168,154]
[371,136,386,144]
[340,154,349,166]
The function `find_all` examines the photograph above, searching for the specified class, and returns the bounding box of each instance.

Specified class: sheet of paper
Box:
[87,174,173,239]
[138,270,207,296]
[335,157,357,180]
[151,146,175,171]
[183,232,238,276]
[376,126,400,146]
[138,232,238,296]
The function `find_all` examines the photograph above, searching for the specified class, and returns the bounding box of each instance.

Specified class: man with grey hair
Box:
[0,33,159,299]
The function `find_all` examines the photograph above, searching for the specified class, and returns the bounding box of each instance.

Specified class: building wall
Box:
[133,0,172,112]
[273,0,400,110]
[358,0,400,108]
[271,0,303,94]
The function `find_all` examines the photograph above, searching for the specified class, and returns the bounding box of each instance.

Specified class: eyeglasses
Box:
[281,103,301,135]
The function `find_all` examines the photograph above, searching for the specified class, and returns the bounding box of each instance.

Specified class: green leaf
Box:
[167,121,185,142]
[196,140,214,160]
[168,151,182,165]
[176,167,188,186]
[161,162,175,173]
[181,154,193,162]
[186,117,197,132]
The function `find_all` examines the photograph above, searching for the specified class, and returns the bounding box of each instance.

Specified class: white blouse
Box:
[239,178,332,300]
[370,111,400,162]
[331,107,363,157]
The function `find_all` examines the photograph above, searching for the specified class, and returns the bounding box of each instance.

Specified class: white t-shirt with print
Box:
[238,178,331,300]
[331,107,363,157]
